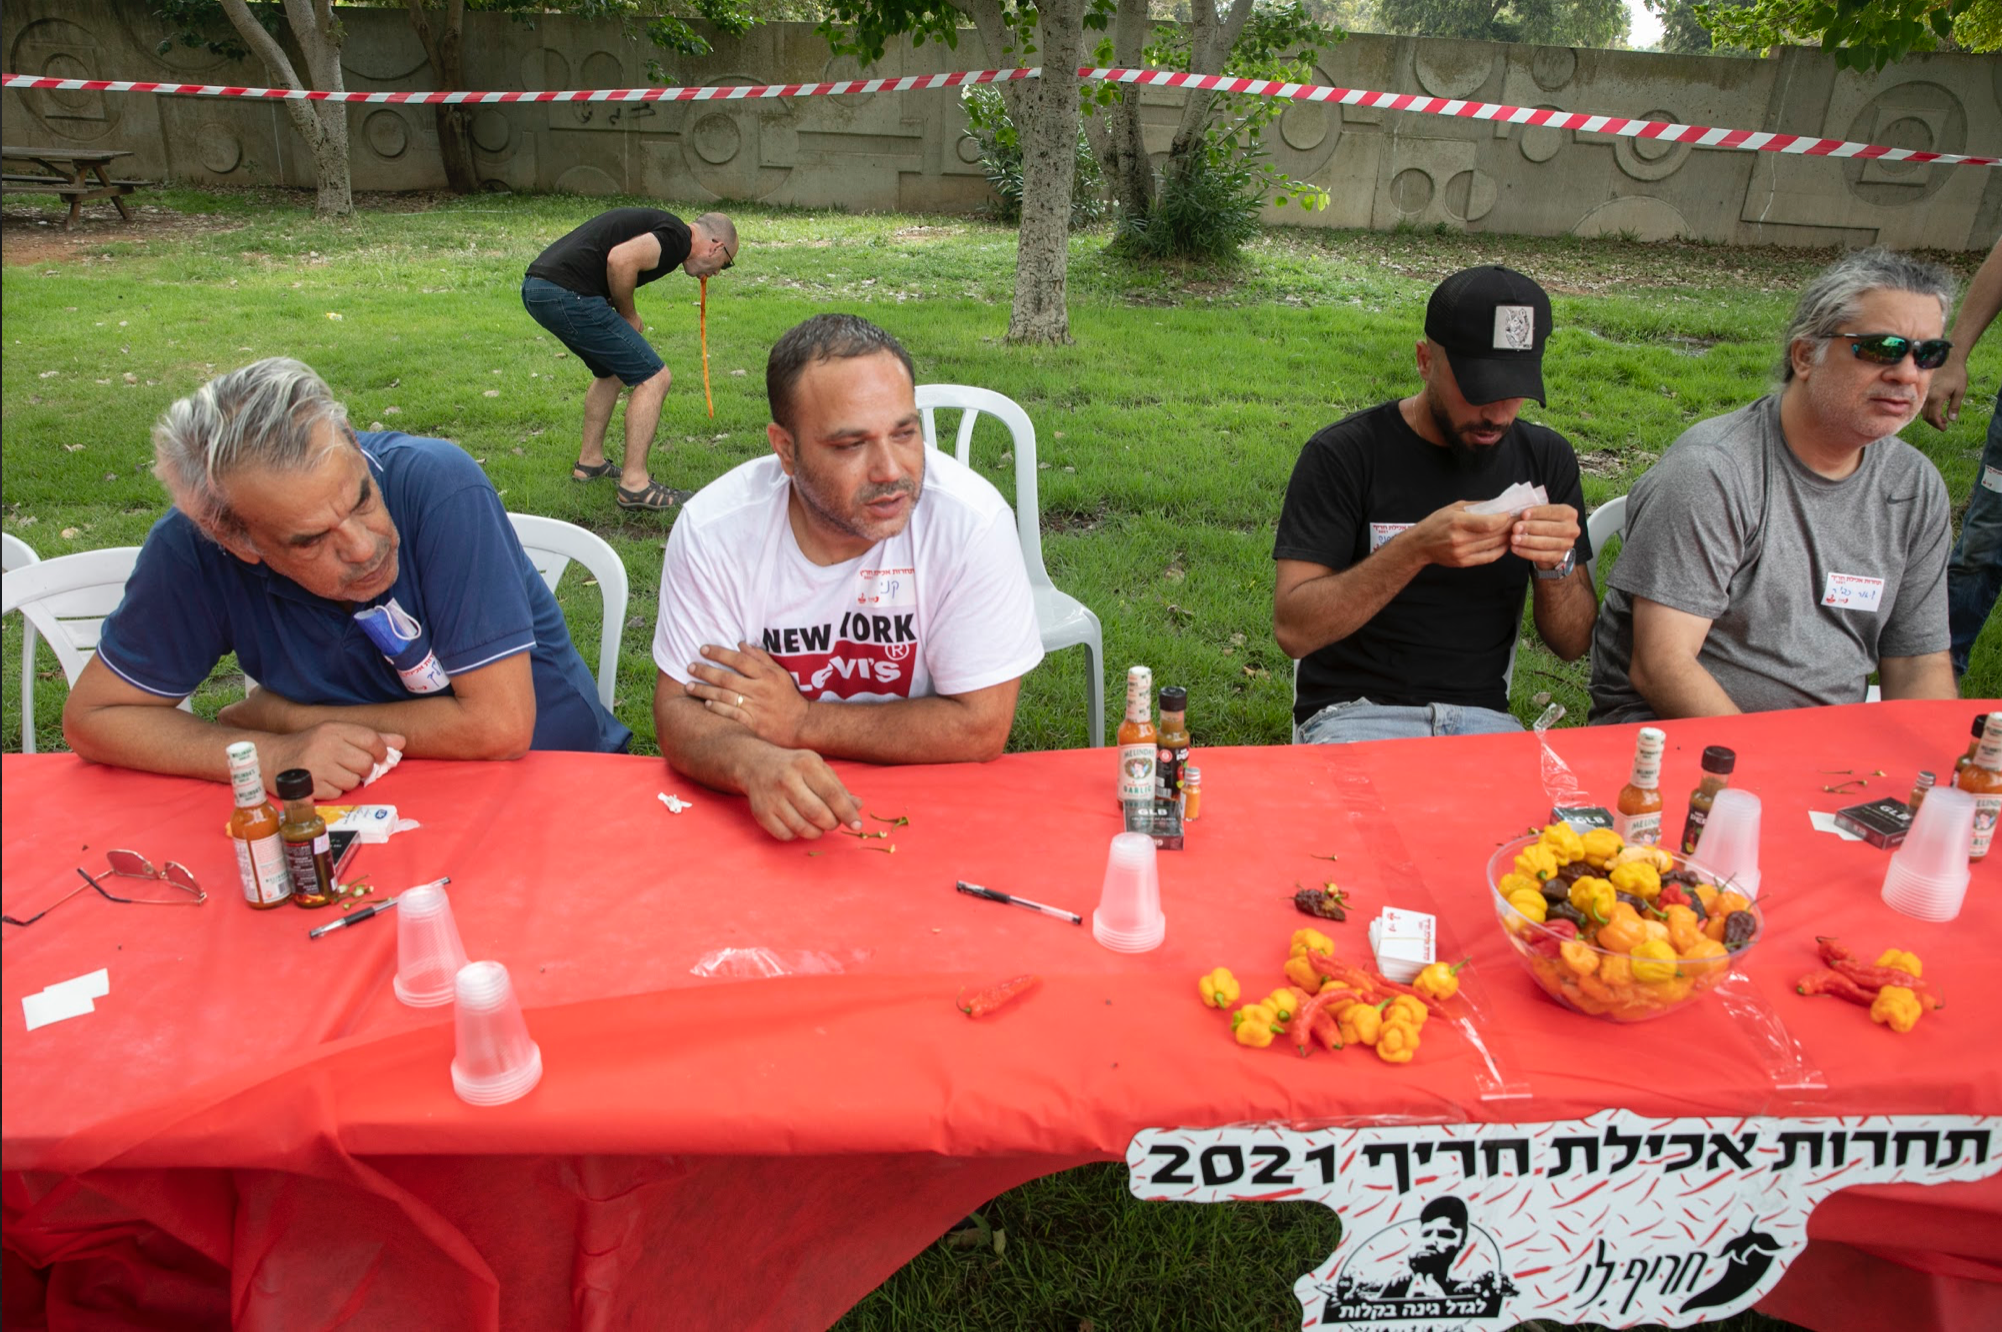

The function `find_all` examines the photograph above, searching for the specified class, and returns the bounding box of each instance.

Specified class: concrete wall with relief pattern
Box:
[5,1,1998,249]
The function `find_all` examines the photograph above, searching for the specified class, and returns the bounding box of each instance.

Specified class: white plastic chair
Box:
[2,532,42,752]
[1586,493,1628,586]
[1,547,168,748]
[508,512,628,711]
[915,384,1107,747]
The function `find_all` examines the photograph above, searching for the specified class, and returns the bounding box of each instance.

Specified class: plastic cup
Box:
[450,961,543,1106]
[1882,788,1974,922]
[393,882,469,1008]
[1092,831,1165,953]
[1693,788,1762,899]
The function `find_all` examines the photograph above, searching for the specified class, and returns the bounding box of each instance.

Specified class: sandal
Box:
[571,459,619,482]
[616,479,694,512]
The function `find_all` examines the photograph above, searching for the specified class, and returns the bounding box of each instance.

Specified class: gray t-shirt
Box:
[1589,394,1951,723]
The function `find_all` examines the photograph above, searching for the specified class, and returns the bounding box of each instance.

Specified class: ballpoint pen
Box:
[308,876,448,939]
[955,880,1083,926]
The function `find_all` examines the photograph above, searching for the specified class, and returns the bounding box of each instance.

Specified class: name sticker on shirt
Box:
[1369,523,1414,552]
[856,566,915,607]
[1822,571,1886,613]
[1983,465,2002,495]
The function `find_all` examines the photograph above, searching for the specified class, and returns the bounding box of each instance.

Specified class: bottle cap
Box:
[1700,746,1736,775]
[1975,715,1989,739]
[1160,686,1187,711]
[1184,764,1202,782]
[274,768,315,800]
[1913,770,1936,791]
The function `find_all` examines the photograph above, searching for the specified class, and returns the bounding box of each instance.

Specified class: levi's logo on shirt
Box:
[1369,522,1414,551]
[763,611,917,700]
[1821,572,1885,613]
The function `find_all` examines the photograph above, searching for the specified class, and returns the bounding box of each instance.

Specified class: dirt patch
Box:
[1,200,241,265]
[891,224,965,240]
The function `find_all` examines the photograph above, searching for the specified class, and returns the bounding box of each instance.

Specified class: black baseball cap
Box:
[1424,266,1552,406]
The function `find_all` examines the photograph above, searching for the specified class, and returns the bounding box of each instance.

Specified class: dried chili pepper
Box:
[958,974,1042,1018]
[1722,910,1758,951]
[1292,882,1350,921]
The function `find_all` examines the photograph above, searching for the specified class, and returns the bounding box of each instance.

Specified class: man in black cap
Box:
[1273,265,1597,743]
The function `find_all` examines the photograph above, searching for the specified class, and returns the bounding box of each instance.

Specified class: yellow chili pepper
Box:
[1568,877,1616,924]
[1412,958,1468,1003]
[1680,937,1729,978]
[1870,985,1923,1034]
[1580,827,1624,869]
[1875,949,1923,979]
[1505,888,1548,923]
[1337,999,1389,1047]
[1608,861,1661,902]
[1539,822,1585,866]
[1496,871,1541,901]
[1376,1019,1421,1064]
[1197,967,1241,1009]
[1231,1002,1283,1048]
[1384,994,1429,1031]
[1611,843,1674,874]
[1630,938,1679,984]
[1264,988,1309,1027]
[1515,843,1560,883]
[1282,955,1328,994]
[1289,928,1335,958]
[1558,939,1599,977]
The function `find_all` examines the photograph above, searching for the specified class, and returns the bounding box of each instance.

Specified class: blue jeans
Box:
[1948,393,2002,677]
[520,276,663,386]
[1296,697,1524,744]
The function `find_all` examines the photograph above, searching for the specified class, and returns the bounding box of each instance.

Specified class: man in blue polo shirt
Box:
[64,358,629,797]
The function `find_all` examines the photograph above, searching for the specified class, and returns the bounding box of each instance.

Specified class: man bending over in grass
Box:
[1273,266,1597,743]
[651,314,1044,840]
[64,358,630,797]
[1590,248,1959,721]
[522,207,738,512]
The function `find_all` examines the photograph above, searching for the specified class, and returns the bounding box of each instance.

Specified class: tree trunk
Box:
[1166,0,1258,173]
[1005,0,1086,344]
[405,0,478,192]
[219,0,351,216]
[1083,0,1154,223]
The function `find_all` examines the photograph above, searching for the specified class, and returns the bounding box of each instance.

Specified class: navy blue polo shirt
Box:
[96,432,630,754]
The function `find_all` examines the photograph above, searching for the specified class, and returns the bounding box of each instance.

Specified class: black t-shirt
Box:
[525,208,692,300]
[1274,401,1591,723]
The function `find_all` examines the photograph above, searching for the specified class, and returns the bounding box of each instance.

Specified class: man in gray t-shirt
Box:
[1591,249,1960,723]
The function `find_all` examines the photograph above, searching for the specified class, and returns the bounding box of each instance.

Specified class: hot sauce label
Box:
[1130,1112,1999,1331]
[236,835,291,906]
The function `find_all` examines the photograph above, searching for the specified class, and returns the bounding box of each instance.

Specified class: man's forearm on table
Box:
[65,702,257,784]
[795,692,1012,764]
[251,694,531,760]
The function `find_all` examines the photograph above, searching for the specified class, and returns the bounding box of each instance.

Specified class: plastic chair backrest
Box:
[506,512,629,712]
[1586,494,1629,587]
[2,533,42,753]
[0,546,144,690]
[914,385,1052,588]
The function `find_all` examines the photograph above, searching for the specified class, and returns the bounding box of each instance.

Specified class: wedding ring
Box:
[736,694,745,708]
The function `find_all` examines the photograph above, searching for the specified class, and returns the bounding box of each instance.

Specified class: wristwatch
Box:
[1534,549,1577,581]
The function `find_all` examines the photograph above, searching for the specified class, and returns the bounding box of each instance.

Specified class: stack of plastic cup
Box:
[1693,788,1763,899]
[450,960,543,1106]
[1882,788,1975,922]
[393,881,469,1008]
[1092,831,1165,953]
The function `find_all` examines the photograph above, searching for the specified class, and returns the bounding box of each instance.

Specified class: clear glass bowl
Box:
[1487,833,1763,1022]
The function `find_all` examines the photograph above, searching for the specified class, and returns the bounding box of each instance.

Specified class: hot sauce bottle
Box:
[1679,745,1736,855]
[1953,714,1988,789]
[1117,666,1157,831]
[1962,712,2002,861]
[1614,727,1666,845]
[1156,686,1190,811]
[226,741,292,909]
[276,768,337,908]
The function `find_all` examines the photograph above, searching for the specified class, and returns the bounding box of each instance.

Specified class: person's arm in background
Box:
[1627,598,1743,718]
[604,231,662,333]
[1924,236,2002,430]
[1879,652,1958,700]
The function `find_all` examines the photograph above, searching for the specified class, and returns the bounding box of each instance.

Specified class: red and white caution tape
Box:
[4,65,1995,167]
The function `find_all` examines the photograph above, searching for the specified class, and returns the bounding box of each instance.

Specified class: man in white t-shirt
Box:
[651,313,1045,840]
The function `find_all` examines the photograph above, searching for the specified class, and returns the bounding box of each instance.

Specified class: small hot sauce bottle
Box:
[1614,727,1666,845]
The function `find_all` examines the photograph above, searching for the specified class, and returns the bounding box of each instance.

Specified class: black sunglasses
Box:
[1827,332,1953,370]
[2,850,207,927]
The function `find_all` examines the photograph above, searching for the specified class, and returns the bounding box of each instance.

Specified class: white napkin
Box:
[22,969,109,1031]
[1465,482,1549,518]
[361,746,403,787]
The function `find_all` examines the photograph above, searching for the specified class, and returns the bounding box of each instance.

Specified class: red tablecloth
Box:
[3,701,1999,1330]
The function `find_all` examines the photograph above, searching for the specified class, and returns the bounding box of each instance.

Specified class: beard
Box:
[1428,399,1506,470]
[791,460,922,544]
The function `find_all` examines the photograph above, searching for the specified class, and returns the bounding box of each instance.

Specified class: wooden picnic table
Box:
[1,146,147,229]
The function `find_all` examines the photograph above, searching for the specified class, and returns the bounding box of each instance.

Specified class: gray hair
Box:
[694,211,737,250]
[1779,247,1956,382]
[152,357,354,538]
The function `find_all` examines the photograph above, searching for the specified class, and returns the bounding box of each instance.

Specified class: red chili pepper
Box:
[1305,953,1452,1016]
[1815,936,1857,965]
[1796,969,1879,1007]
[1289,986,1362,1056]
[1815,937,1943,1008]
[1529,918,1579,958]
[957,974,1041,1018]
[1657,884,1690,910]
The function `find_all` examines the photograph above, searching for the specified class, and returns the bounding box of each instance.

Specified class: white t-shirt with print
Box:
[653,450,1044,703]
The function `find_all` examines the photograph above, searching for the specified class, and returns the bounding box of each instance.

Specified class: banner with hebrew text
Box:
[1127,1111,1997,1329]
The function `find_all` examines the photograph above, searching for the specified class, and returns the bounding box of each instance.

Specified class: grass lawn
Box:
[2,189,1993,1330]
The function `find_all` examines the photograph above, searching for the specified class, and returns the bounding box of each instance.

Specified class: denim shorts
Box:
[520,276,664,386]
[1296,697,1524,745]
